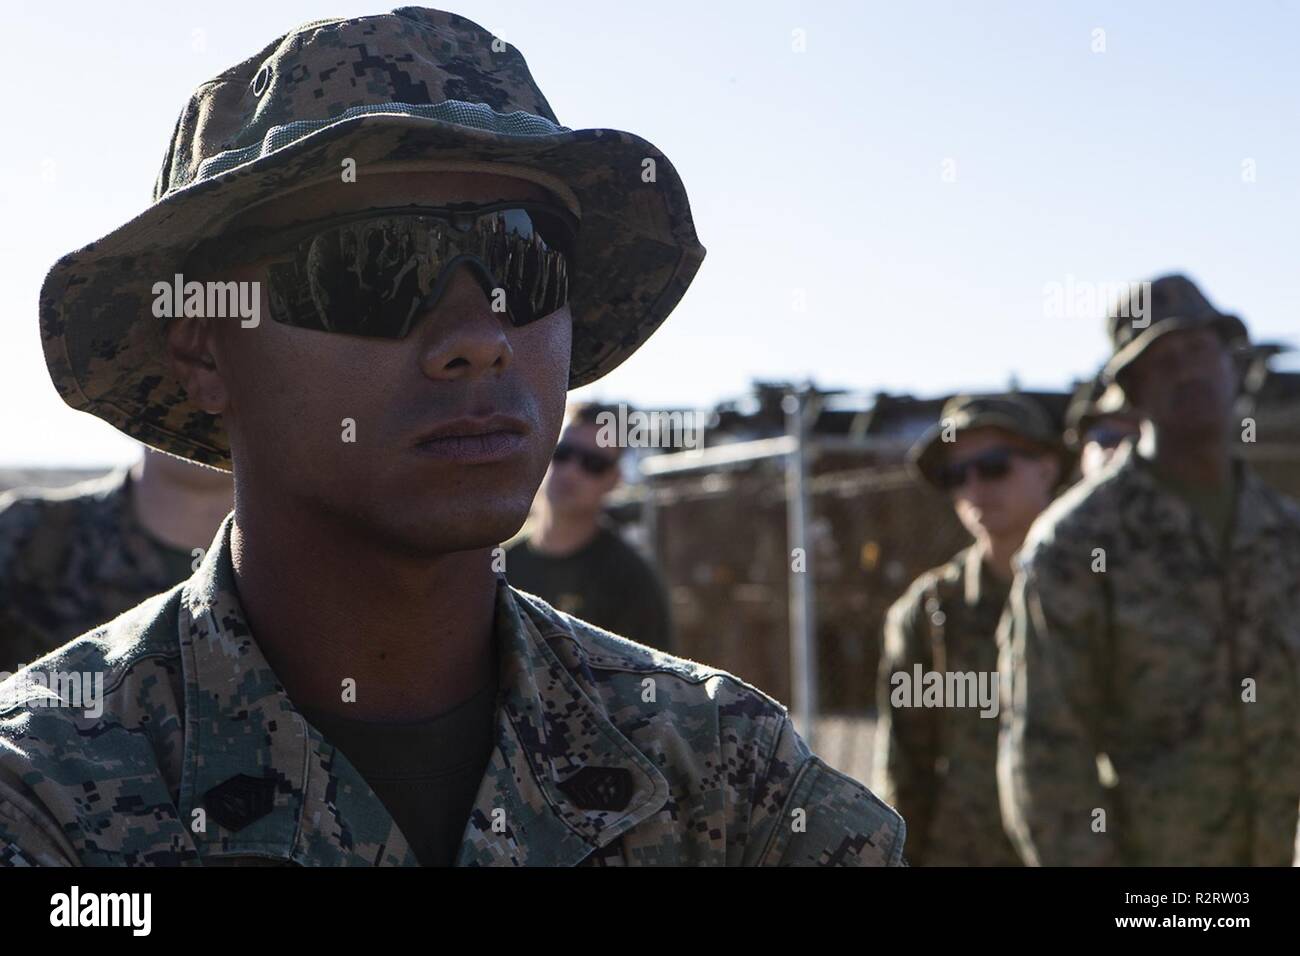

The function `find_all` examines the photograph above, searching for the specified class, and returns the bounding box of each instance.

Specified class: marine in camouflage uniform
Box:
[1,7,905,866]
[0,513,902,866]
[0,469,198,673]
[998,275,1300,866]
[873,394,1065,865]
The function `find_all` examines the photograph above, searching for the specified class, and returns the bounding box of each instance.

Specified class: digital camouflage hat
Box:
[39,7,706,470]
[908,393,1064,489]
[1101,274,1247,388]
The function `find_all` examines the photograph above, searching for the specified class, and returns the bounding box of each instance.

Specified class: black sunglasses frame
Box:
[553,442,619,477]
[936,447,1037,491]
[1084,426,1136,450]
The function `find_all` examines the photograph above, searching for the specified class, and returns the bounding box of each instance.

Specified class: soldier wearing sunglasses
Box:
[998,275,1300,867]
[872,393,1064,865]
[1063,376,1141,480]
[505,403,672,654]
[0,7,905,867]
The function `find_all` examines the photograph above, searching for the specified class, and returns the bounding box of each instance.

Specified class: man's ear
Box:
[165,316,228,415]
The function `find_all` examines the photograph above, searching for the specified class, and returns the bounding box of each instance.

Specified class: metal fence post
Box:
[783,387,818,747]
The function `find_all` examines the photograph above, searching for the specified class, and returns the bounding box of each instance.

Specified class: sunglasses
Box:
[1085,426,1134,450]
[553,442,618,476]
[187,202,577,337]
[936,447,1034,491]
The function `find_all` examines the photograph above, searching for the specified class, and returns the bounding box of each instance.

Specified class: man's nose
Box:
[963,472,997,500]
[414,264,514,381]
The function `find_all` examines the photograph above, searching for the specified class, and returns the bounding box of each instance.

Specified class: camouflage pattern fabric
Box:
[0,514,905,867]
[0,470,195,674]
[39,7,706,470]
[997,443,1300,865]
[873,545,1022,866]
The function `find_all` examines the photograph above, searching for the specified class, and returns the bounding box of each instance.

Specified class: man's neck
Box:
[229,502,498,723]
[529,508,600,557]
[977,532,1024,583]
[1139,427,1233,488]
[130,458,233,552]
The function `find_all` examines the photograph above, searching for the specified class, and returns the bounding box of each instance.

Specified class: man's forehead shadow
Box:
[1149,326,1225,360]
[226,170,561,231]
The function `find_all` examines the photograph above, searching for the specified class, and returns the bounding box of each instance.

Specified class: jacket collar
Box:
[1114,442,1289,557]
[174,514,668,866]
[959,543,1008,610]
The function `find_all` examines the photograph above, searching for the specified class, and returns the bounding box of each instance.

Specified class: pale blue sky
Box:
[3,0,1297,466]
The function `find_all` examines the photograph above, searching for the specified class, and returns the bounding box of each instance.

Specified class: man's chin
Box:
[1161,413,1232,440]
[970,516,1012,539]
[376,522,527,558]
[333,495,533,558]
[426,508,530,550]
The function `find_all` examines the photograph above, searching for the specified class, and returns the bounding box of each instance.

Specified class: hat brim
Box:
[39,112,706,470]
[1102,313,1247,388]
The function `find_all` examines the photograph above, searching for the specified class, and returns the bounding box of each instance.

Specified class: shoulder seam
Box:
[752,713,797,864]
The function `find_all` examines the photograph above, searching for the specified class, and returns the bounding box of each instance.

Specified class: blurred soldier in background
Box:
[0,448,233,672]
[1063,376,1141,480]
[999,274,1300,866]
[873,393,1064,865]
[506,402,673,653]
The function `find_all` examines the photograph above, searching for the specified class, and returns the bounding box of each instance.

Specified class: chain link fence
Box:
[637,429,1300,783]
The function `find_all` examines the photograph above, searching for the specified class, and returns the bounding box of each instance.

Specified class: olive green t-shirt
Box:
[505,525,673,653]
[300,677,498,867]
[1146,460,1239,555]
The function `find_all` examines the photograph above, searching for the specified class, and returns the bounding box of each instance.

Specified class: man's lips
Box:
[411,414,531,464]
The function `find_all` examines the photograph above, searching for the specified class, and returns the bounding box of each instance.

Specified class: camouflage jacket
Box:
[0,515,905,867]
[872,545,1021,866]
[998,445,1300,866]
[0,470,194,673]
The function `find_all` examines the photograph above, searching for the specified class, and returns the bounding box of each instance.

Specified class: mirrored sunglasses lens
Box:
[488,208,572,326]
[266,207,573,336]
[267,216,448,337]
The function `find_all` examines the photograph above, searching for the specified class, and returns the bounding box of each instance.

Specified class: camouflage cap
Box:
[38,7,706,470]
[1101,274,1247,389]
[908,393,1063,489]
[1063,377,1135,451]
